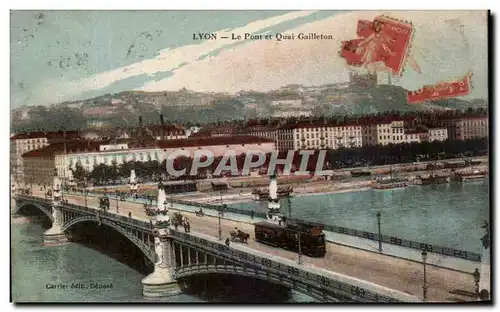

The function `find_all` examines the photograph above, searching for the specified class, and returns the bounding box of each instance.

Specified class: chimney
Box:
[159,114,165,140]
[138,116,143,136]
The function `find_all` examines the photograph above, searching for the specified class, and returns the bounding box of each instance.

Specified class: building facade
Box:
[53,136,275,183]
[277,123,363,151]
[245,125,278,142]
[427,128,448,142]
[10,132,49,183]
[22,153,56,186]
[454,116,488,140]
[10,131,80,183]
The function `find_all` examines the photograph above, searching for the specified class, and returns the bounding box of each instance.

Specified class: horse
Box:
[172,212,184,230]
[229,229,250,243]
[99,197,110,211]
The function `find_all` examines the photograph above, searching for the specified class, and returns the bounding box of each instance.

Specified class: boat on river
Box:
[252,186,293,201]
[459,174,487,182]
[350,169,371,177]
[414,174,449,185]
[371,166,408,190]
[372,179,408,190]
[451,169,487,182]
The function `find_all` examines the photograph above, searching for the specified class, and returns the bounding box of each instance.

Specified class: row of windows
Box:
[20,138,46,144]
[379,134,419,141]
[294,126,361,133]
[460,120,488,126]
[68,152,162,167]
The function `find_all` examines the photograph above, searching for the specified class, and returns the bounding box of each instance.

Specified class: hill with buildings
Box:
[11,79,488,132]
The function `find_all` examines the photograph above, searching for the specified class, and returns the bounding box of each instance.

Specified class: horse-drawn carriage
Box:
[143,203,156,216]
[172,212,190,232]
[229,228,250,243]
[195,208,205,217]
[99,196,110,211]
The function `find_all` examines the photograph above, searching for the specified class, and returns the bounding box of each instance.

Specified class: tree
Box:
[90,163,112,184]
[70,162,89,186]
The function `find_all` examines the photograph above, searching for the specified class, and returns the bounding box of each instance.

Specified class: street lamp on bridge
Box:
[84,189,88,207]
[473,268,480,301]
[296,230,303,265]
[115,190,119,213]
[421,249,428,302]
[287,197,292,218]
[376,211,383,253]
[218,190,224,241]
[287,197,302,265]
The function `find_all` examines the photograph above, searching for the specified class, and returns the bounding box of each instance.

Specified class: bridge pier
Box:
[142,195,180,299]
[142,236,180,298]
[43,172,68,245]
[44,205,68,245]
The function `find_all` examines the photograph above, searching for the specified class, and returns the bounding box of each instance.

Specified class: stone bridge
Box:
[12,194,421,303]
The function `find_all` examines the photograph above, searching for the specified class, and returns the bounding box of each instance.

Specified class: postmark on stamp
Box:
[340,15,414,76]
[406,72,473,103]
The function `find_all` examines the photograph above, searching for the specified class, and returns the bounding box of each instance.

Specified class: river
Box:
[229,181,490,254]
[10,217,313,302]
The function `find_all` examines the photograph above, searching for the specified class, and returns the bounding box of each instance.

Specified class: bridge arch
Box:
[62,215,157,264]
[174,263,340,302]
[15,202,54,222]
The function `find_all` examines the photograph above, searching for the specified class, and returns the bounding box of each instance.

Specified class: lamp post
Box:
[376,211,383,252]
[218,190,223,241]
[473,268,480,301]
[116,193,119,213]
[170,190,174,209]
[297,230,302,265]
[84,189,88,207]
[421,250,428,302]
[288,197,292,219]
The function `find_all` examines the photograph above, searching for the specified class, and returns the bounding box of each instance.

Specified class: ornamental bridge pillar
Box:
[142,184,180,298]
[43,170,68,245]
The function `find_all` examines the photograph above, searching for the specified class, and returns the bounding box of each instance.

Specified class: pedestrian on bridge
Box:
[128,212,132,218]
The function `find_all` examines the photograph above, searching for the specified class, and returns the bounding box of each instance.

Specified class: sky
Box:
[10,10,488,108]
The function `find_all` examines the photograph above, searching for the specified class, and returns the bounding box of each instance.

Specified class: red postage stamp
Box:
[406,72,473,103]
[340,15,414,76]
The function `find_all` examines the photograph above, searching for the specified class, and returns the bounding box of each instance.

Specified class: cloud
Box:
[28,10,487,105]
[29,11,317,105]
[138,10,487,100]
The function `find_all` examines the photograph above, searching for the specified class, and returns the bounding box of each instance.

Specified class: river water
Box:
[10,217,312,302]
[11,181,488,302]
[230,181,490,254]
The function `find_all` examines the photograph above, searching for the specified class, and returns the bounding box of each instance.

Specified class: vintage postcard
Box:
[10,10,490,303]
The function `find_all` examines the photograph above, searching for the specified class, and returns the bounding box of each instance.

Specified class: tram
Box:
[254,221,326,257]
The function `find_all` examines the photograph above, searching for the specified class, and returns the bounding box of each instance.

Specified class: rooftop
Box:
[157,135,274,149]
[11,130,80,141]
[22,139,103,158]
[144,124,186,136]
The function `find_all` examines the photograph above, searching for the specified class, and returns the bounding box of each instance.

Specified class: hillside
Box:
[11,83,488,132]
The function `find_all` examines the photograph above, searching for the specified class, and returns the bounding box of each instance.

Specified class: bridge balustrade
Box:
[290,218,482,262]
[169,230,401,302]
[21,193,482,262]
[162,196,481,262]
